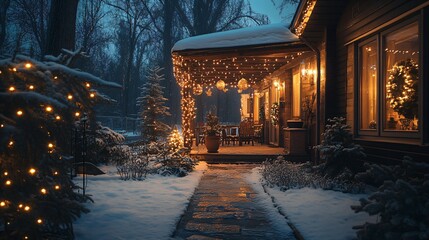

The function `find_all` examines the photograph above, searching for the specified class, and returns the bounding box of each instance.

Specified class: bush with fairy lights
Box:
[205,112,220,136]
[0,51,119,239]
[386,59,419,120]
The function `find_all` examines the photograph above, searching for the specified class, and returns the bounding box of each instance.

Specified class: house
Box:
[290,0,428,163]
[172,0,429,163]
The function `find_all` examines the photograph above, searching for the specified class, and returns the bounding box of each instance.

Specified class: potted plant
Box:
[204,112,221,153]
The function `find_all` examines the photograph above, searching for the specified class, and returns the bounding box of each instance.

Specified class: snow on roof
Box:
[172,23,300,52]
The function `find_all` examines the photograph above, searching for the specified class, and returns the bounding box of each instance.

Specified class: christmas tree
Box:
[0,51,119,238]
[168,126,183,153]
[137,66,171,143]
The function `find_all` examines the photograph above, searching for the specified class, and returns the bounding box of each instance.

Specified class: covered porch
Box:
[172,23,314,159]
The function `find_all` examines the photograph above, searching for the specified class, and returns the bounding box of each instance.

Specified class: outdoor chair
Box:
[239,120,254,146]
[227,126,239,145]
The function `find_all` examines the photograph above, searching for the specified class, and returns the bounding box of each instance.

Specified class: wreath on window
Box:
[270,102,279,126]
[386,59,419,119]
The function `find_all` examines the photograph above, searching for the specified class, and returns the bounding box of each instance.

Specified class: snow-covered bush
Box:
[314,117,366,178]
[352,156,429,240]
[93,123,128,165]
[261,156,364,193]
[116,140,197,180]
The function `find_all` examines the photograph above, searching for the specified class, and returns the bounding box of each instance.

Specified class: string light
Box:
[17,110,23,116]
[54,185,60,190]
[86,83,90,88]
[0,201,5,207]
[75,112,80,117]
[25,63,32,69]
[41,188,47,194]
[3,171,8,176]
[8,141,14,146]
[24,206,30,211]
[55,115,61,120]
[37,219,43,224]
[45,106,53,112]
[8,86,15,92]
[12,68,17,72]
[5,180,12,185]
[67,94,73,100]
[90,93,95,98]
[29,168,36,175]
[48,143,54,149]
[29,85,34,90]
[294,0,316,36]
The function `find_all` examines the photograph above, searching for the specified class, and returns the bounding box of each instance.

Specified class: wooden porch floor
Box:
[190,144,285,163]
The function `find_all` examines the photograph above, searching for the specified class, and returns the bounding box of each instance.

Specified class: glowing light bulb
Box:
[0,201,5,207]
[5,180,11,185]
[41,188,47,194]
[29,85,34,90]
[37,219,43,224]
[54,76,58,80]
[17,110,23,116]
[48,143,54,148]
[55,185,60,190]
[45,106,53,112]
[29,168,36,175]
[55,115,61,120]
[25,63,32,69]
[12,68,17,72]
[75,112,80,117]
[3,172,8,176]
[9,86,15,92]
[8,141,13,146]
[54,171,58,175]
[67,94,73,100]
[18,204,23,208]
[24,206,30,211]
[86,83,90,88]
[90,93,95,98]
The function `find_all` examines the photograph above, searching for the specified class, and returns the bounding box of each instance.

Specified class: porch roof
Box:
[172,23,311,87]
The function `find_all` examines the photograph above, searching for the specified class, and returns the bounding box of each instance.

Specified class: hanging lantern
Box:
[206,88,212,96]
[237,78,248,91]
[193,84,203,95]
[216,80,225,91]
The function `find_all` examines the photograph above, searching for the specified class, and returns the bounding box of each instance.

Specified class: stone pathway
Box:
[173,164,295,240]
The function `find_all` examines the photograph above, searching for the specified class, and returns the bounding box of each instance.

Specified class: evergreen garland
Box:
[386,59,419,119]
[270,102,279,126]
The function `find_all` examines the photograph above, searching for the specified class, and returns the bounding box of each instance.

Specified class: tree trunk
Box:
[0,0,10,50]
[45,0,79,56]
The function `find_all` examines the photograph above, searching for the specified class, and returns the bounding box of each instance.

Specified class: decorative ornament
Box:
[270,102,280,126]
[216,80,225,91]
[193,84,203,95]
[237,78,249,91]
[206,88,212,96]
[386,59,418,119]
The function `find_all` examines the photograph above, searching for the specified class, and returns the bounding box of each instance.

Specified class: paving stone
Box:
[185,222,240,233]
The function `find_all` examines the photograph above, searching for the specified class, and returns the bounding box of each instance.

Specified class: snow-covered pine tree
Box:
[0,51,119,239]
[137,66,171,143]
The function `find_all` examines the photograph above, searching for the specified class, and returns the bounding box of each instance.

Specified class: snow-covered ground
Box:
[73,162,207,240]
[246,167,376,240]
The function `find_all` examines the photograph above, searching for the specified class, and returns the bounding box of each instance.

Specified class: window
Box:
[359,40,378,130]
[384,22,419,132]
[357,19,420,138]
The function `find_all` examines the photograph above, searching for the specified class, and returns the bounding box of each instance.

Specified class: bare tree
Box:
[104,0,152,117]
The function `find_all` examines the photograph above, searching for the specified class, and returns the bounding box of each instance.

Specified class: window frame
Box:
[356,15,422,140]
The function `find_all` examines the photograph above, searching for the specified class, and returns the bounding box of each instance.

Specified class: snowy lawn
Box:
[73,161,207,240]
[246,167,376,240]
